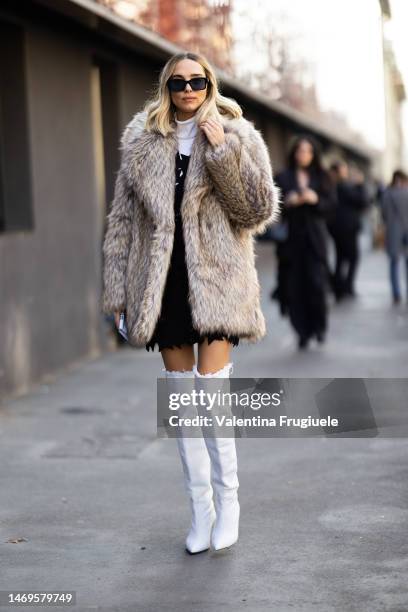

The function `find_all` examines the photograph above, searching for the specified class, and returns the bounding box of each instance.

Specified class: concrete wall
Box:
[0,9,161,400]
[1,17,102,398]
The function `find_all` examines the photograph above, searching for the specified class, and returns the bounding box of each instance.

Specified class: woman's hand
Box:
[301,188,318,205]
[199,117,225,148]
[285,190,302,207]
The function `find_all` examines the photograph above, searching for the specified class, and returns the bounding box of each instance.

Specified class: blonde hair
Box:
[142,51,243,136]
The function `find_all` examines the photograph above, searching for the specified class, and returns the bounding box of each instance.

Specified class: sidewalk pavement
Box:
[1,243,407,612]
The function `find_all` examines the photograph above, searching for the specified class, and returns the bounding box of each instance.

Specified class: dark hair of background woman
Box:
[287,134,324,174]
[391,169,408,186]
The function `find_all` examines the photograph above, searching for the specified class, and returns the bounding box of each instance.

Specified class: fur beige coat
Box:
[101,109,281,347]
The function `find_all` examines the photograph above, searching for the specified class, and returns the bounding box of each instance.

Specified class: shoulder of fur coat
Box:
[120,109,149,150]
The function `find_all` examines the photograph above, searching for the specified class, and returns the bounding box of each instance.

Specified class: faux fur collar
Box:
[119,110,255,227]
[120,109,249,150]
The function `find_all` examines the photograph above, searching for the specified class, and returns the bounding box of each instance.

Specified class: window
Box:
[92,56,120,210]
[0,20,33,233]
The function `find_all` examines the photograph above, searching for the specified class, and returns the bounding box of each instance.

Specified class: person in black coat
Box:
[275,135,337,349]
[327,161,370,300]
[380,169,408,304]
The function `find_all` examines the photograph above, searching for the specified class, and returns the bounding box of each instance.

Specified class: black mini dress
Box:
[145,151,240,352]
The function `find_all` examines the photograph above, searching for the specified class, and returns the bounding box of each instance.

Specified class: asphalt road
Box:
[1,242,407,612]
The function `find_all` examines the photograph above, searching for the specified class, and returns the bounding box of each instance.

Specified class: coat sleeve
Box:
[101,155,135,316]
[204,121,281,233]
[379,188,390,223]
[340,182,370,211]
[310,175,338,217]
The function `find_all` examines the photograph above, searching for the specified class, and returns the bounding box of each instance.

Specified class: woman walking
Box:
[380,170,408,304]
[101,52,280,553]
[327,160,370,301]
[275,136,337,349]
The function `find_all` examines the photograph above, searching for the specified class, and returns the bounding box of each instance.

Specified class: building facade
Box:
[0,0,373,400]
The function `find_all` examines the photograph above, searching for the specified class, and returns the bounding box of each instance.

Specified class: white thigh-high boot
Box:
[192,362,240,551]
[164,368,216,554]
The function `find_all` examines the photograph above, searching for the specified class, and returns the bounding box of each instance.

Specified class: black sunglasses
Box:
[167,76,209,93]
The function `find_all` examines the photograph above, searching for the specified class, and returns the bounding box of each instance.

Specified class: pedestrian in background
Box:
[275,135,337,349]
[380,169,408,305]
[268,213,290,317]
[327,160,370,300]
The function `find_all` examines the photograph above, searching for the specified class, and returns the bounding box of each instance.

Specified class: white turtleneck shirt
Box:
[175,114,198,156]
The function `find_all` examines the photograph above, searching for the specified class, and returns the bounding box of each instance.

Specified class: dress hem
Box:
[145,330,239,352]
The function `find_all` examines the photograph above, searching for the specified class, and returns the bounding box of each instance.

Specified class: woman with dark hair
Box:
[275,135,337,349]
